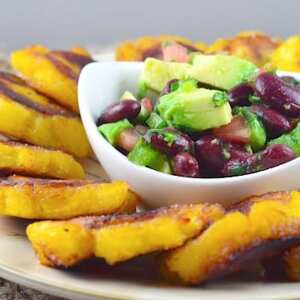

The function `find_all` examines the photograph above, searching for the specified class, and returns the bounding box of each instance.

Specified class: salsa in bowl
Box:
[78,56,300,207]
[96,55,300,179]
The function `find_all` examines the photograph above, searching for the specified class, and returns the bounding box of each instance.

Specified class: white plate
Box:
[1,52,300,300]
[2,217,300,300]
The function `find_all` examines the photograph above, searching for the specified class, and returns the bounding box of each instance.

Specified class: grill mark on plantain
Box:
[0,177,101,188]
[45,53,78,81]
[0,72,27,86]
[51,51,94,69]
[73,204,210,229]
[0,81,76,117]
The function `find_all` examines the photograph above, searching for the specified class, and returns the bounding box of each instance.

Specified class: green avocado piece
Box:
[146,112,167,129]
[157,88,232,131]
[128,139,171,173]
[190,54,257,90]
[98,119,133,145]
[139,58,191,92]
[120,90,137,101]
[269,123,300,156]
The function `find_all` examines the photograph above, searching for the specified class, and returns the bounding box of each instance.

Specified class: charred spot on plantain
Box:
[51,51,94,69]
[229,191,292,213]
[0,177,101,188]
[0,72,27,86]
[45,53,78,81]
[208,238,300,282]
[0,81,76,117]
[73,204,211,230]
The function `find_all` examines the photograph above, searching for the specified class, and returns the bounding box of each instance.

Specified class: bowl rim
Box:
[78,61,300,185]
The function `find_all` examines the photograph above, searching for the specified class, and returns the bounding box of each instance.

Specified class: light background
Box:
[0,0,298,51]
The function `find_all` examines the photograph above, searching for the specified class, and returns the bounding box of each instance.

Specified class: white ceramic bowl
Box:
[78,62,300,207]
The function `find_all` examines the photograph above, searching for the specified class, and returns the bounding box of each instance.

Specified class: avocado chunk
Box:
[120,90,137,101]
[98,119,133,145]
[190,54,257,90]
[157,88,232,131]
[146,112,167,129]
[269,123,300,156]
[234,107,266,151]
[140,58,191,92]
[128,139,171,173]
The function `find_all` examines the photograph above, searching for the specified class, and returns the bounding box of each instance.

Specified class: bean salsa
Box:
[96,55,300,178]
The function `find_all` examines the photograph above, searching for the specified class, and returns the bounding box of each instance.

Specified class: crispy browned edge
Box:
[229,191,292,214]
[0,177,101,188]
[71,203,216,230]
[206,238,300,282]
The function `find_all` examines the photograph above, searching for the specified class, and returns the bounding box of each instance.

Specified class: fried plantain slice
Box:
[10,45,94,112]
[0,140,84,179]
[0,72,62,109]
[0,75,91,157]
[271,36,300,72]
[26,203,224,267]
[115,35,207,61]
[163,191,300,284]
[207,31,281,66]
[0,177,137,219]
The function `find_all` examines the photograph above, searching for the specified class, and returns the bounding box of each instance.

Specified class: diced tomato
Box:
[213,116,251,144]
[162,42,189,63]
[141,97,153,113]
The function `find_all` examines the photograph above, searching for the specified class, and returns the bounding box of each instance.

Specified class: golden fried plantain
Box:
[207,31,281,66]
[0,72,62,109]
[26,204,224,267]
[0,178,137,219]
[0,140,84,179]
[70,46,93,58]
[163,191,300,284]
[115,35,207,61]
[10,45,93,112]
[271,36,300,72]
[0,75,91,157]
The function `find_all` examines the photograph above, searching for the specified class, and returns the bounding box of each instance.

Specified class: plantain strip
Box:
[11,45,93,112]
[0,140,85,179]
[0,178,137,219]
[163,191,300,284]
[0,75,91,157]
[26,204,224,267]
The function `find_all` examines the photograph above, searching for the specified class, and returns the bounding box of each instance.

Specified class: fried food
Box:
[163,191,300,284]
[207,31,281,66]
[271,36,300,72]
[10,45,94,112]
[26,204,224,267]
[0,178,137,219]
[0,74,91,157]
[0,140,84,179]
[0,72,62,109]
[115,35,207,61]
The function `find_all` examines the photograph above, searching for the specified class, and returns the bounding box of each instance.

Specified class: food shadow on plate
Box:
[61,251,289,287]
[0,216,31,237]
[65,253,165,286]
